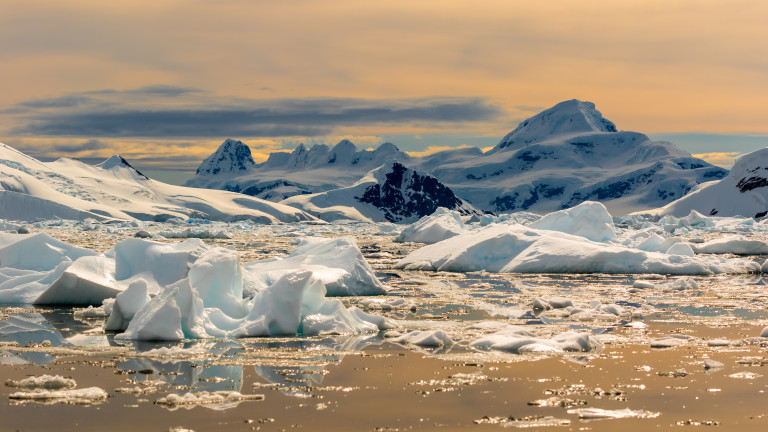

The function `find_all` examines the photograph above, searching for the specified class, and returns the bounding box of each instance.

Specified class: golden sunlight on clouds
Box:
[692,152,742,168]
[406,145,473,157]
[1,0,767,163]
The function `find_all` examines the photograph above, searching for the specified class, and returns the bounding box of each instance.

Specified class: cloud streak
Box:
[8,89,502,138]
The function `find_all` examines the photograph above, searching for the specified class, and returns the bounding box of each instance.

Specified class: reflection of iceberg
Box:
[0,313,65,364]
[116,341,243,393]
[250,334,383,397]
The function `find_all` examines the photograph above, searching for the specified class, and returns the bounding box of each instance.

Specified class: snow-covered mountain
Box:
[194,138,256,176]
[282,162,481,222]
[186,100,727,215]
[645,148,768,218]
[186,139,411,201]
[0,143,315,223]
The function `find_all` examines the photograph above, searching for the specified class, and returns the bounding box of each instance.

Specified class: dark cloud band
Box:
[8,90,501,138]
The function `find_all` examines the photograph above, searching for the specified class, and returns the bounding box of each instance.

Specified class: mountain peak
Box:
[195,139,255,176]
[494,100,618,152]
[98,155,148,179]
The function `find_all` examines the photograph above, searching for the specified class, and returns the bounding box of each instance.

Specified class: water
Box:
[2,222,768,430]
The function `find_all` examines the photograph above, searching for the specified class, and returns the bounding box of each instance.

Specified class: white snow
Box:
[0,142,315,223]
[649,148,768,219]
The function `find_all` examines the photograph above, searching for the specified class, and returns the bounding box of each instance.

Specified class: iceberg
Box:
[242,236,386,297]
[529,201,616,242]
[396,223,761,275]
[395,207,466,244]
[116,250,393,341]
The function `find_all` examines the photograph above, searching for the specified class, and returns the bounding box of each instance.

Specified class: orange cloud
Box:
[406,145,474,157]
[692,152,741,168]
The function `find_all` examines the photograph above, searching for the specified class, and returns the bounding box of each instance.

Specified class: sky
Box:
[1,0,767,178]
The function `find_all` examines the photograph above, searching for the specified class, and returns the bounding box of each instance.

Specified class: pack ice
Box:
[0,233,392,340]
[396,202,762,275]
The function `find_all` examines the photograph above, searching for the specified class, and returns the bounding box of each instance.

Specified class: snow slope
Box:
[185,100,725,215]
[0,143,315,223]
[645,148,768,218]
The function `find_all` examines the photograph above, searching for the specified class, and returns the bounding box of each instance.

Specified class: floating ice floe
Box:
[392,330,453,348]
[155,391,264,410]
[567,407,660,420]
[396,223,761,275]
[395,207,466,244]
[242,236,386,297]
[9,387,108,405]
[469,325,603,354]
[5,375,76,390]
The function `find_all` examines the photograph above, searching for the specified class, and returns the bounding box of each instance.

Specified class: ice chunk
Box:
[105,279,151,331]
[470,326,603,354]
[187,248,247,318]
[5,375,76,390]
[392,330,453,347]
[34,256,118,305]
[154,391,264,409]
[109,238,208,288]
[666,242,695,256]
[395,208,465,244]
[567,407,660,419]
[0,263,70,304]
[396,223,760,275]
[242,236,385,296]
[118,268,391,341]
[0,232,96,271]
[9,387,108,404]
[117,278,205,341]
[694,236,768,255]
[704,359,724,370]
[529,201,616,242]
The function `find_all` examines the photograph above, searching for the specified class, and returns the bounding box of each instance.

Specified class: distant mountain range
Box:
[187,100,727,216]
[0,143,314,223]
